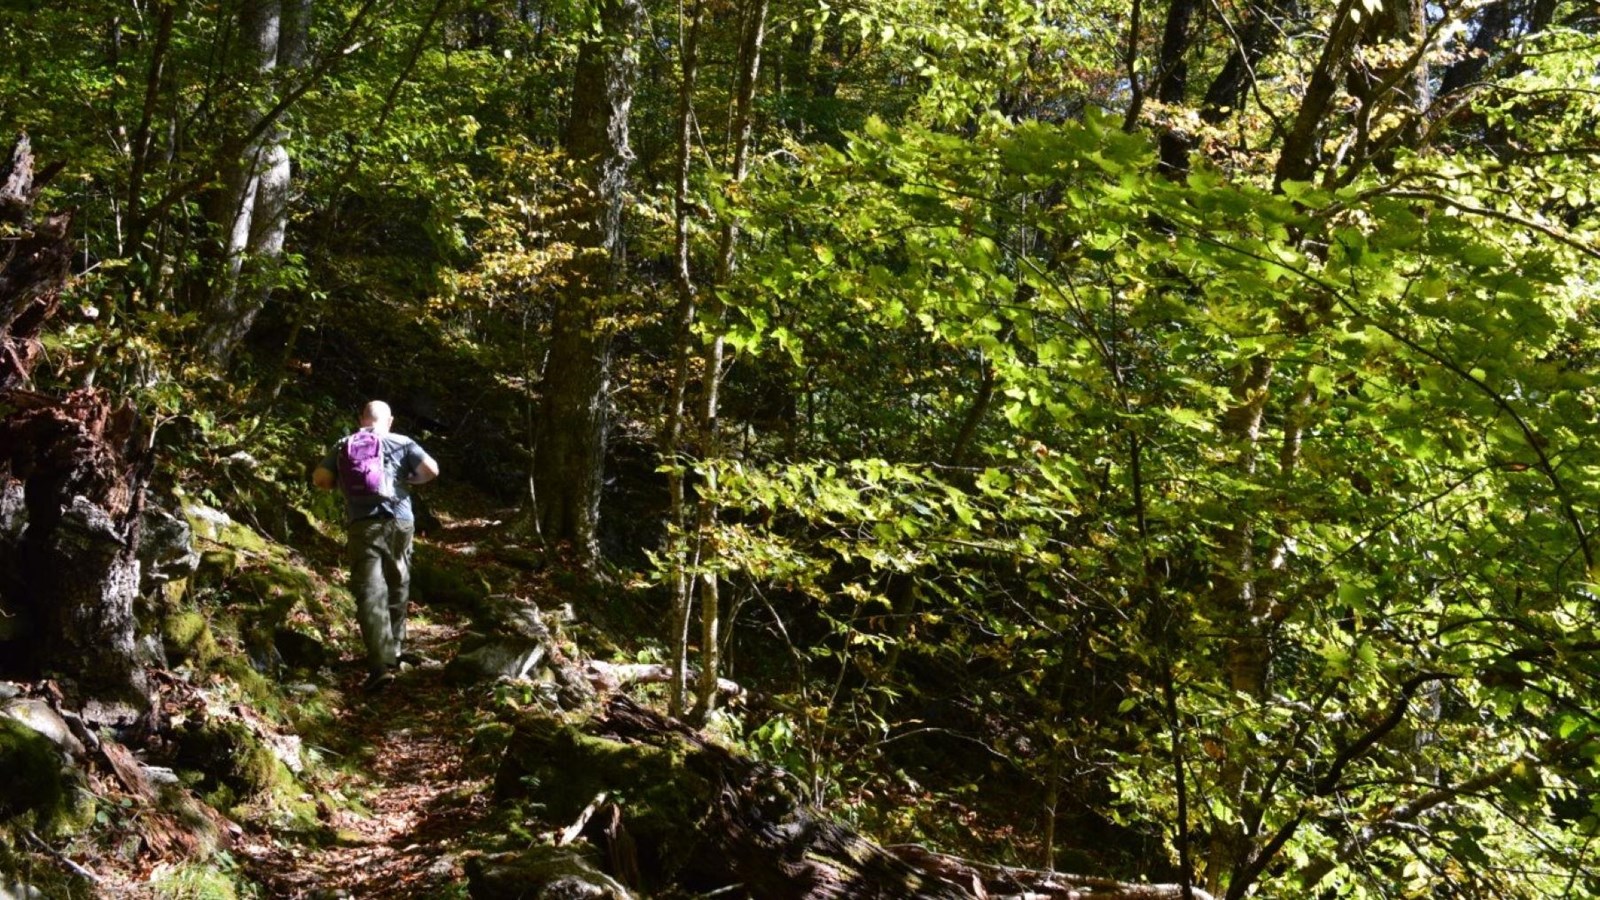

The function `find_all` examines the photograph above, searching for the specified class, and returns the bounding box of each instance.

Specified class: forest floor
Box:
[230,506,529,899]
[233,616,490,899]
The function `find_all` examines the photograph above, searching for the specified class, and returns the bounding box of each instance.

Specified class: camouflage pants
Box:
[347,516,414,672]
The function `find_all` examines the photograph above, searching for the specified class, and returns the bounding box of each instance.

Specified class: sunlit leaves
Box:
[687,51,1600,886]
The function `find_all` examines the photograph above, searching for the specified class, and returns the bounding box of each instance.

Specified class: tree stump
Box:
[0,134,151,727]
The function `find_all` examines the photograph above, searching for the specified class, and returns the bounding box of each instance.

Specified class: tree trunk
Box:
[0,135,151,726]
[1198,0,1291,126]
[532,0,644,568]
[1152,0,1200,176]
[693,0,770,720]
[122,0,176,304]
[663,0,705,718]
[200,0,308,366]
[1274,0,1364,188]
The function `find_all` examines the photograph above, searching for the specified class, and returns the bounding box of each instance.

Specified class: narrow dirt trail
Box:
[237,620,490,898]
[238,511,512,899]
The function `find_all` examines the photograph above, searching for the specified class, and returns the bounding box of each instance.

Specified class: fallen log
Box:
[492,696,1211,899]
[583,660,746,703]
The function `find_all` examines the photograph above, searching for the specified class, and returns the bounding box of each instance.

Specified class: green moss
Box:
[471,720,515,752]
[147,859,255,899]
[200,783,239,811]
[217,658,282,720]
[0,720,70,831]
[160,578,190,607]
[216,522,268,555]
[412,550,490,609]
[192,550,240,592]
[163,610,222,668]
[158,786,226,857]
[283,698,341,756]
[498,713,706,847]
[239,561,319,620]
[175,719,295,809]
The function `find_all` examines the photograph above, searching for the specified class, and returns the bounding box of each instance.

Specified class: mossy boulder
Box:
[466,846,637,899]
[412,550,490,609]
[184,504,267,555]
[272,627,329,671]
[494,710,709,882]
[493,699,976,899]
[0,719,71,829]
[192,549,240,593]
[173,718,293,807]
[238,560,319,614]
[163,609,222,669]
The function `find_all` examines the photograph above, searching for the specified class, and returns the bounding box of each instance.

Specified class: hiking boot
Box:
[363,669,396,693]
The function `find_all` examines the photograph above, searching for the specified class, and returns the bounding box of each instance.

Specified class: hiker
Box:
[312,400,440,691]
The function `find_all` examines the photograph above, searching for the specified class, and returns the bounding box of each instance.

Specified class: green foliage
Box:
[9,0,1600,893]
[682,55,1600,889]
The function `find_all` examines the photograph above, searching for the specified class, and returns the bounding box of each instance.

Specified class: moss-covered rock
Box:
[466,846,637,899]
[0,719,70,829]
[494,711,709,877]
[412,550,490,609]
[163,610,222,669]
[173,718,294,807]
[185,504,268,556]
[192,550,240,593]
[272,627,329,671]
[238,560,319,613]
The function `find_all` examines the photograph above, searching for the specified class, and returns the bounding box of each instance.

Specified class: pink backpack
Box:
[338,430,393,497]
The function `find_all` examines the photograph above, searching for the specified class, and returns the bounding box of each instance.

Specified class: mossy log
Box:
[497,697,1209,899]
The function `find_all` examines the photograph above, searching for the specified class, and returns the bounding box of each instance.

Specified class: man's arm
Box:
[312,464,337,490]
[409,453,440,485]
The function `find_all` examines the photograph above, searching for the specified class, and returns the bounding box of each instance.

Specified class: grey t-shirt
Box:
[322,431,429,523]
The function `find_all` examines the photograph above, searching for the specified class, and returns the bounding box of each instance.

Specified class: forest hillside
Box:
[3,0,1600,897]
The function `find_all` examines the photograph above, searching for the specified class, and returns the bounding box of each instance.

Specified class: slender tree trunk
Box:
[1438,1,1511,98]
[1199,0,1291,126]
[693,0,769,719]
[1201,354,1274,895]
[532,0,643,568]
[1152,0,1200,176]
[123,0,176,298]
[664,0,705,718]
[1274,0,1363,187]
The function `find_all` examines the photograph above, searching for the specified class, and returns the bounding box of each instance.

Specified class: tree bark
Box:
[199,0,308,366]
[1152,0,1200,176]
[663,0,705,718]
[1274,0,1365,188]
[693,0,770,719]
[532,0,644,568]
[0,136,151,725]
[1199,0,1293,126]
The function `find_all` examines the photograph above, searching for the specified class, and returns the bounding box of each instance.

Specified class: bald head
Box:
[360,400,394,435]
